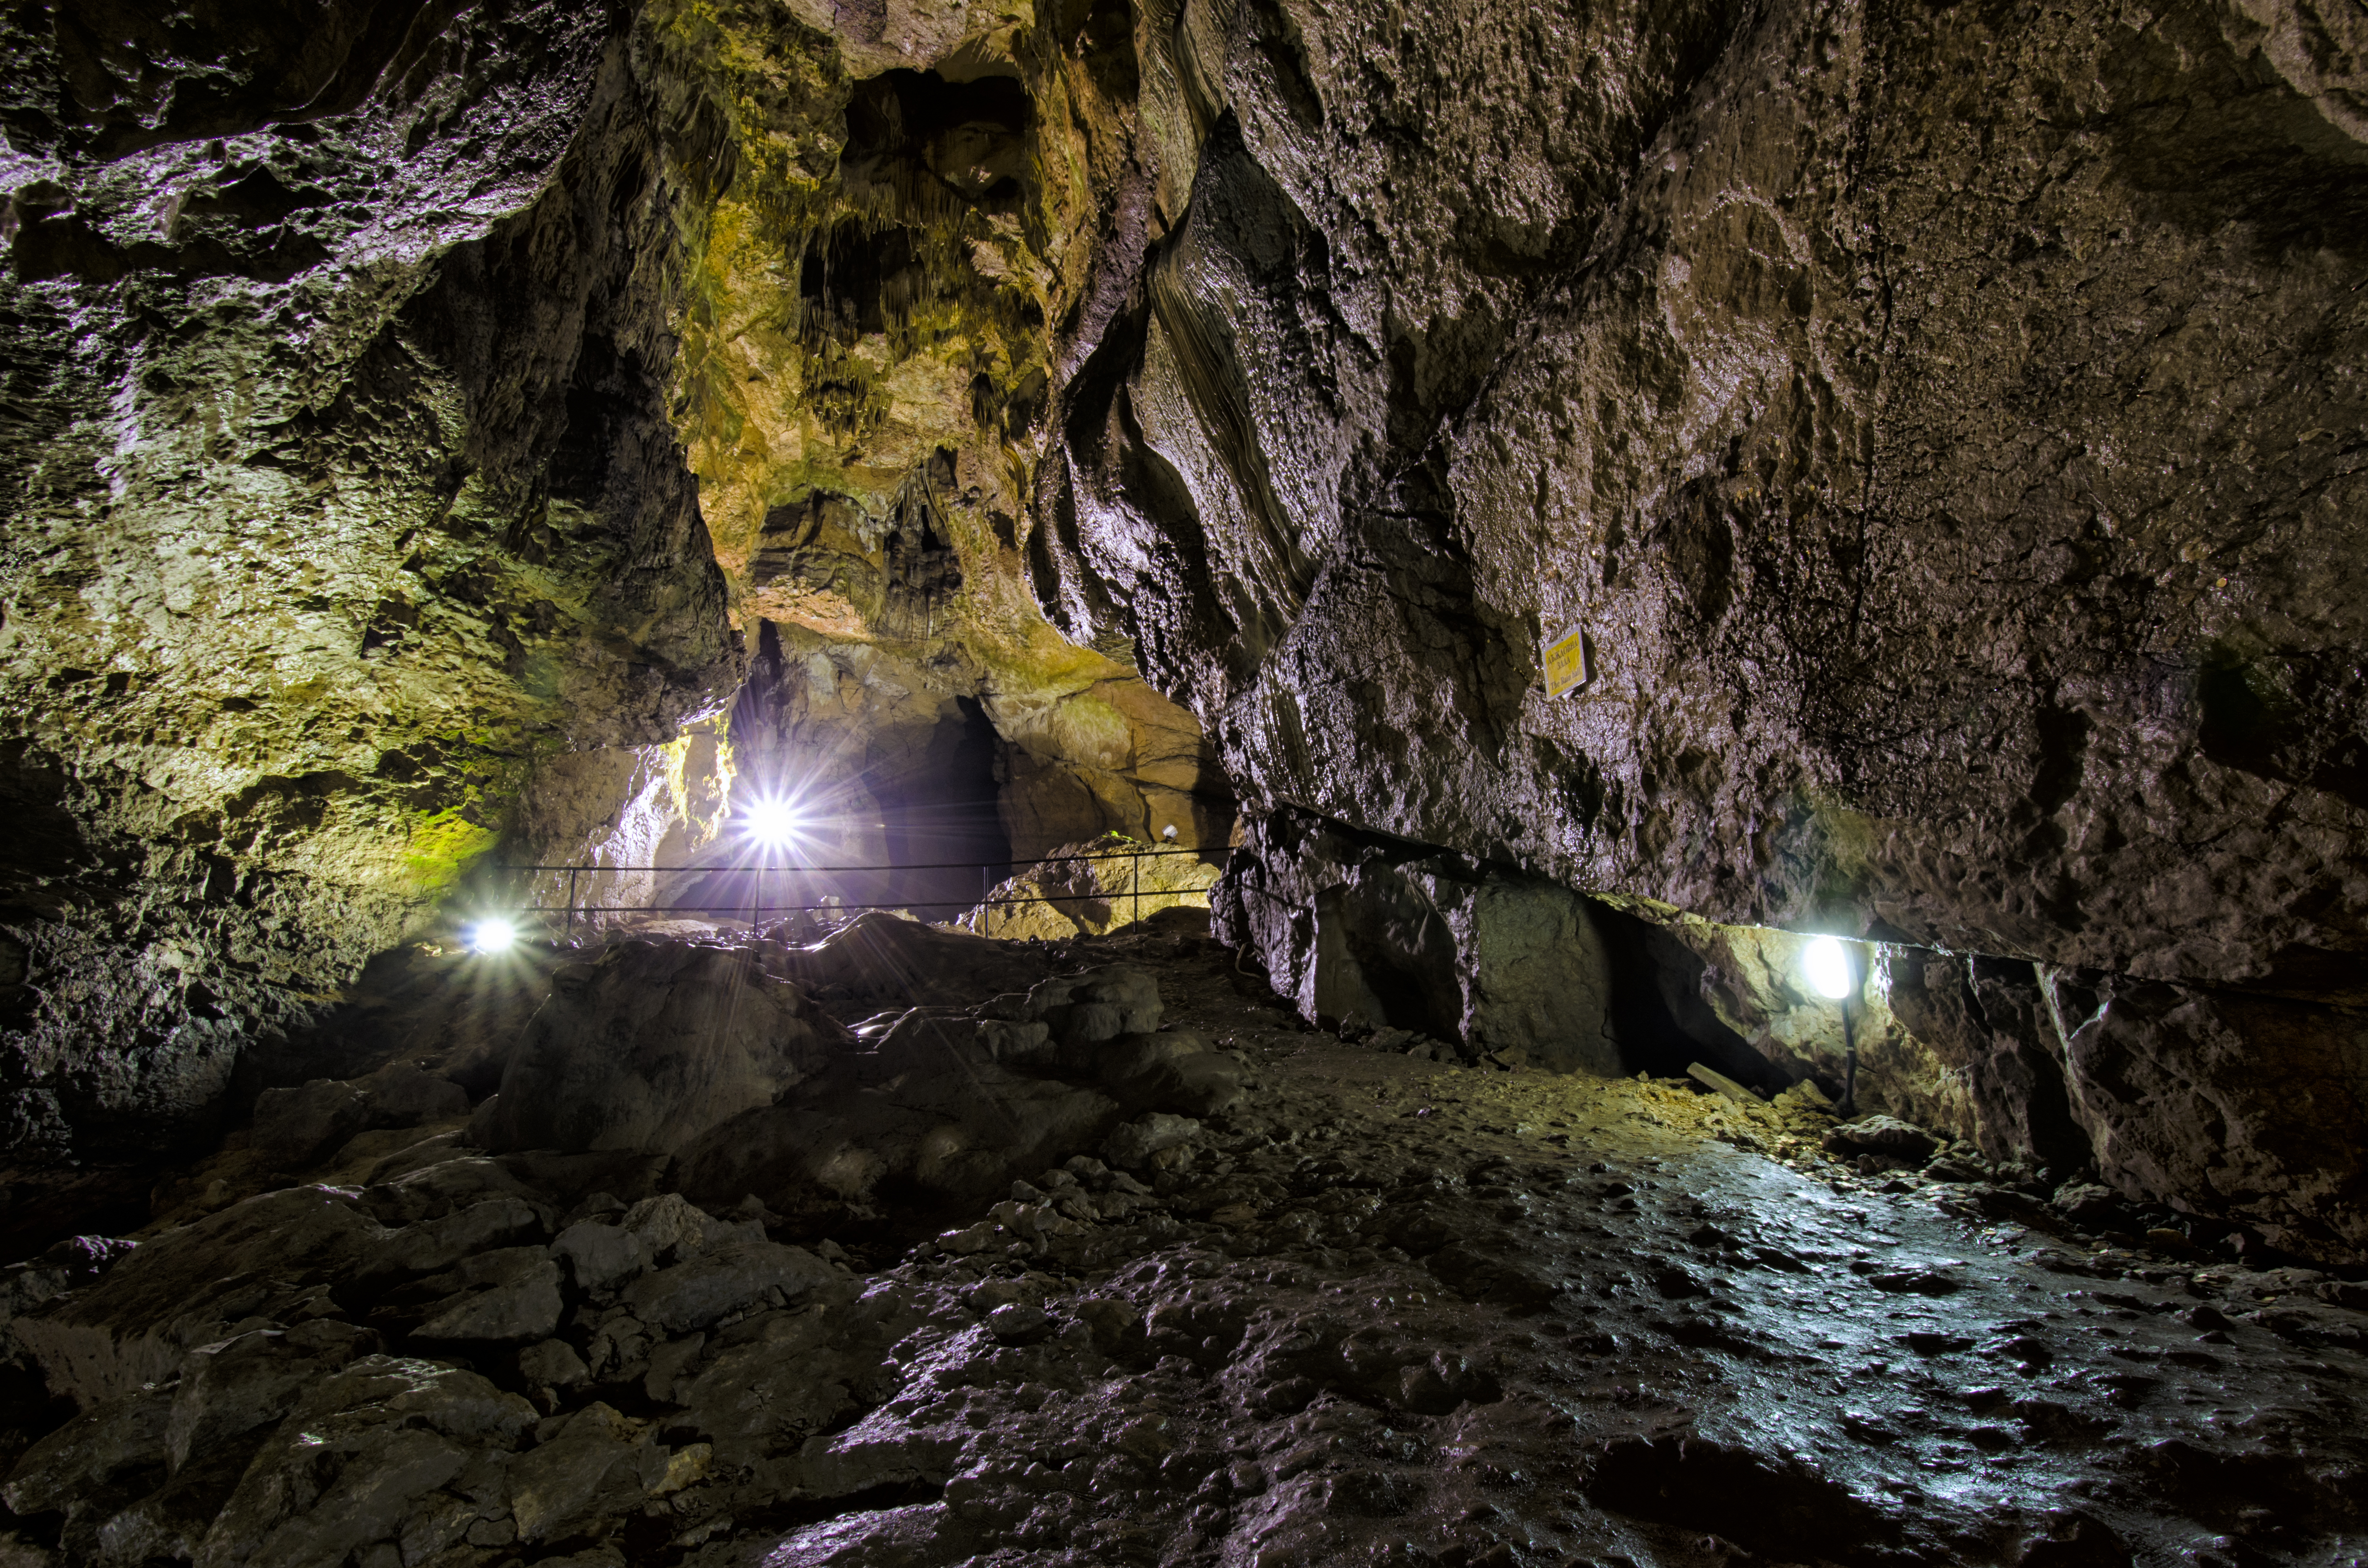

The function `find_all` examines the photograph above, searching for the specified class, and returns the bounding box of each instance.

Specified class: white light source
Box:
[469,918,517,956]
[740,796,800,850]
[1802,935,1854,1001]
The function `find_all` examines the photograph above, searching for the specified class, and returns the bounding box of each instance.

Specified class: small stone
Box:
[1684,1063,1761,1105]
[938,1223,998,1255]
[1823,1117,1938,1163]
[1105,1113,1201,1169]
[551,1220,644,1293]
[519,1339,591,1389]
[2050,1182,2123,1223]
[964,1279,1027,1313]
[986,1303,1052,1344]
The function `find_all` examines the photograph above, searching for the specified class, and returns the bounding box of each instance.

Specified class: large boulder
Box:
[1023,964,1164,1051]
[471,942,847,1156]
[1214,814,1622,1073]
[249,1064,469,1170]
[773,912,1052,1008]
[2051,974,2368,1263]
[166,1321,381,1473]
[673,1009,1134,1219]
[978,839,1223,940]
[620,1239,841,1334]
[8,1188,385,1408]
[675,961,1242,1216]
[676,1059,1125,1221]
[548,1193,766,1295]
[0,1237,136,1339]
[194,1357,536,1568]
[1,1381,172,1525]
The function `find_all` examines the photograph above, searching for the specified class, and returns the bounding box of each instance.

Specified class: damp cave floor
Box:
[707,927,2368,1568]
[10,922,2366,1568]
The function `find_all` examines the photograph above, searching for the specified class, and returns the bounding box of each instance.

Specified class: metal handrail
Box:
[494,846,1221,873]
[497,844,1231,935]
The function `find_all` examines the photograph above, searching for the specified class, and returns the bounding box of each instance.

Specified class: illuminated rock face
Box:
[0,1,745,1160]
[0,0,1226,1159]
[660,0,1234,886]
[1025,0,2368,1250]
[1039,0,2368,992]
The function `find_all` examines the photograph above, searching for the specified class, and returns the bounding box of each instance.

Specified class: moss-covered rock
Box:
[0,3,740,1158]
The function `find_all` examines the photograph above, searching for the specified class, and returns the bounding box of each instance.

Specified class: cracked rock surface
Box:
[1024,0,2368,1258]
[3,926,2363,1567]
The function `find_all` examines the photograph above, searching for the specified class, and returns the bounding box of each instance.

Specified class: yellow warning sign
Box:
[1543,626,1589,697]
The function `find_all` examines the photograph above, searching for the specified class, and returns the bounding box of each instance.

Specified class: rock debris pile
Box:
[2,919,2364,1568]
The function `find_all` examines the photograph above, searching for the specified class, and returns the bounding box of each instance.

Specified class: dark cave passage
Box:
[872,692,1012,912]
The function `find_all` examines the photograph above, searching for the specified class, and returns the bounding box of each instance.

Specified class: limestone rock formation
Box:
[1012,0,2368,1257]
[1036,0,2368,998]
[977,835,1222,940]
[0,0,741,1164]
[0,0,1244,1169]
[1216,810,1628,1076]
[470,942,844,1157]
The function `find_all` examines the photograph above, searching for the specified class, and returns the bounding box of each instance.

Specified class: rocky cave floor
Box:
[4,920,2367,1568]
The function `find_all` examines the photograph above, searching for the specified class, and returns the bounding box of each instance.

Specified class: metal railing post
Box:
[1133,847,1141,928]
[565,865,579,937]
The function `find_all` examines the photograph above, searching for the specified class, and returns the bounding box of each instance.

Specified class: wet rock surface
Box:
[2,927,2362,1567]
[1220,805,2368,1266]
[1032,0,2368,998]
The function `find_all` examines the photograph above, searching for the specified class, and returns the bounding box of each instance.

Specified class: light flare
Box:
[1802,934,1855,1001]
[739,794,803,852]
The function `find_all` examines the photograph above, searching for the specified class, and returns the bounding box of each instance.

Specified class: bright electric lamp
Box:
[1802,935,1854,1001]
[740,796,800,850]
[469,918,517,956]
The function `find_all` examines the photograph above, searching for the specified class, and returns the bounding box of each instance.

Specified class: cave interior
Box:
[0,0,2365,1564]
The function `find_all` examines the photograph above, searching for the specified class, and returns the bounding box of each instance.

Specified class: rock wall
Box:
[1036,0,2368,993]
[0,0,1237,1157]
[1027,0,2368,1255]
[1221,802,2368,1260]
[0,2,745,1160]
[647,0,1235,876]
